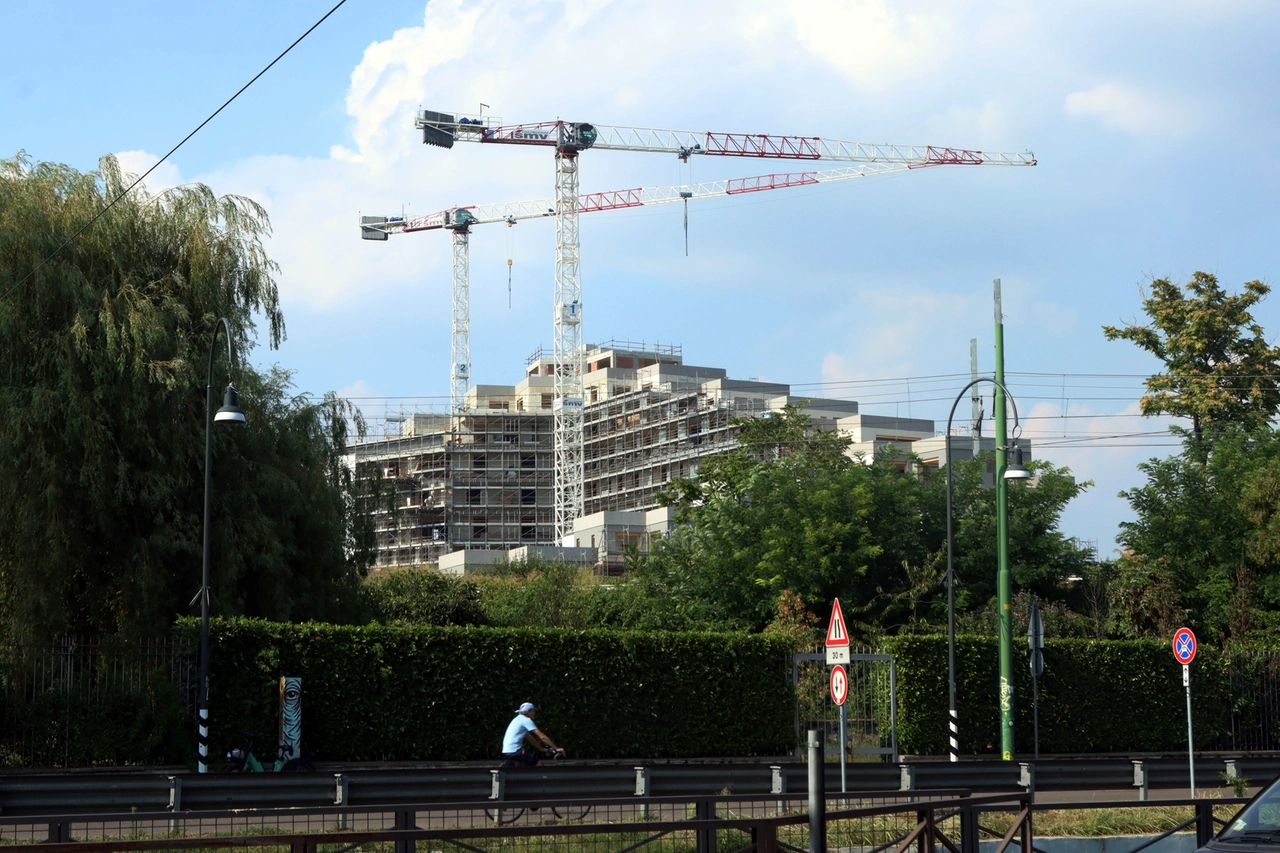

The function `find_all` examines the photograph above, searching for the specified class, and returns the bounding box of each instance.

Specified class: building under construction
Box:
[353,340,861,572]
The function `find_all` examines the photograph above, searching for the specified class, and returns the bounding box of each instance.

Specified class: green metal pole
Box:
[993,278,1015,761]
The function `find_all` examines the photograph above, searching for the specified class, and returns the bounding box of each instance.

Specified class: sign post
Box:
[1173,627,1197,797]
[1027,599,1044,760]
[830,665,848,794]
[826,600,851,794]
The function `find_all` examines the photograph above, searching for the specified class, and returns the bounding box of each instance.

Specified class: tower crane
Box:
[360,164,916,413]
[413,111,1038,540]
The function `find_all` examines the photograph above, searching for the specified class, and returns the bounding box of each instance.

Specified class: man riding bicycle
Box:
[501,702,565,766]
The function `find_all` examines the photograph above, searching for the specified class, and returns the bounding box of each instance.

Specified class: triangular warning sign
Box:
[826,598,850,647]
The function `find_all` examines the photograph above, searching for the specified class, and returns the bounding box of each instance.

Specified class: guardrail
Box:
[0,755,1273,817]
[0,788,1020,853]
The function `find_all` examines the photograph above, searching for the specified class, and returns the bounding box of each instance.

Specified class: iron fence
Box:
[0,638,194,768]
[0,788,1023,853]
[1223,649,1280,752]
[793,649,896,761]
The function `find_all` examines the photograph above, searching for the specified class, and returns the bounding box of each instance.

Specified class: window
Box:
[521,454,536,469]
[521,488,536,505]
[489,401,509,411]
[541,393,553,409]
[472,525,487,539]
[521,525,537,541]
[473,454,486,469]
[468,489,482,504]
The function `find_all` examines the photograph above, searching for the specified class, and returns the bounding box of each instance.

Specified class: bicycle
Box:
[223,731,315,772]
[485,750,591,824]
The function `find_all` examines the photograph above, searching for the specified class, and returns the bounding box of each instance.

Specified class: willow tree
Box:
[0,153,379,640]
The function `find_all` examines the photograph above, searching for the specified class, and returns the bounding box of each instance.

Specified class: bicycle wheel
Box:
[483,807,526,825]
[550,804,592,821]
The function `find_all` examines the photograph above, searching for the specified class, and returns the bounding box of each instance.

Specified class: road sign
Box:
[1173,627,1197,664]
[826,598,850,664]
[1027,599,1044,650]
[1029,648,1044,678]
[826,599,849,646]
[830,665,848,706]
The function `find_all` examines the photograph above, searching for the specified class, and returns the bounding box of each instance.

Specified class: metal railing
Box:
[0,788,1024,853]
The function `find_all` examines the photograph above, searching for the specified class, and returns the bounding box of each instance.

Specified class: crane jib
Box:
[705,132,822,159]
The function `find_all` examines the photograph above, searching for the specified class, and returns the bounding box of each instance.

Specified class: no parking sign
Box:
[1173,627,1196,664]
[1172,627,1198,796]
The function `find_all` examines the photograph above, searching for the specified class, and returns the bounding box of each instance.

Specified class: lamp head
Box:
[214,384,247,425]
[1003,444,1032,480]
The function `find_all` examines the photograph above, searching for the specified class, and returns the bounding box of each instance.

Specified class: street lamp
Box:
[198,317,245,773]
[943,377,1025,763]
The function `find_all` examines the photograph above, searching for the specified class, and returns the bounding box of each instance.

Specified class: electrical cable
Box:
[1,0,351,303]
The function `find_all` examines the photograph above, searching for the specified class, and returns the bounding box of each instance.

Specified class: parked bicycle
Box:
[223,731,315,772]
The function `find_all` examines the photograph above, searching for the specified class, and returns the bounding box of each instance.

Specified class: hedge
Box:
[884,635,1234,756]
[176,619,796,762]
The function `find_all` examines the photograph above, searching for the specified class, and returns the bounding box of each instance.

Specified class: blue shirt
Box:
[502,714,538,753]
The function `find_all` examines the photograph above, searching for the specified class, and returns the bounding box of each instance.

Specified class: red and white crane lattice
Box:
[402,112,1037,541]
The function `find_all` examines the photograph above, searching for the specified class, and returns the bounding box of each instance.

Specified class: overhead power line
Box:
[1,0,351,303]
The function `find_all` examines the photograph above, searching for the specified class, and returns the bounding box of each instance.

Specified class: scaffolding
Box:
[353,410,555,571]
[583,383,767,514]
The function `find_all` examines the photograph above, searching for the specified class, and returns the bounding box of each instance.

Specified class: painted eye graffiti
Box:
[280,677,302,757]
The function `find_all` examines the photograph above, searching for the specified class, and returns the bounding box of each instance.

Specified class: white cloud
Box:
[114,150,184,194]
[784,0,950,93]
[1064,82,1200,136]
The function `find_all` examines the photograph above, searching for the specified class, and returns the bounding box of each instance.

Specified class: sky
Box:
[4,0,1280,555]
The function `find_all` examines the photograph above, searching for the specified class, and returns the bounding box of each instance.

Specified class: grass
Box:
[981,803,1243,838]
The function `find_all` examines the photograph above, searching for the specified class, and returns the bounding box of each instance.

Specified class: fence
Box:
[0,788,1029,853]
[794,648,896,761]
[1222,649,1280,751]
[0,638,194,768]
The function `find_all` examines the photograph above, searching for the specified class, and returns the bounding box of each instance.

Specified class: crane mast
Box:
[410,109,1037,541]
[552,139,584,541]
[451,228,470,414]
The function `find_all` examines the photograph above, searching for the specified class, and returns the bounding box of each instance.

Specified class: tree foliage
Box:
[0,153,377,639]
[1116,429,1280,642]
[646,407,1093,636]
[1103,273,1280,443]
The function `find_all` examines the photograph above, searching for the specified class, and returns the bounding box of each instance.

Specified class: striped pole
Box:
[198,706,209,773]
[949,708,959,763]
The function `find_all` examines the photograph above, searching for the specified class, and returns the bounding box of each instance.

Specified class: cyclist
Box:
[501,702,565,766]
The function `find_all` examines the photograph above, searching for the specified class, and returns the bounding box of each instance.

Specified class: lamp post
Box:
[198,317,246,774]
[944,377,1030,763]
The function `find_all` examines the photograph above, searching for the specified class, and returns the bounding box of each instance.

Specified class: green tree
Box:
[0,153,379,639]
[941,455,1094,612]
[648,406,1093,635]
[1103,273,1280,444]
[1117,429,1280,641]
[651,408,885,632]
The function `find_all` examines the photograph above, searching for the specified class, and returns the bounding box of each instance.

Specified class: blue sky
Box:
[4,0,1280,555]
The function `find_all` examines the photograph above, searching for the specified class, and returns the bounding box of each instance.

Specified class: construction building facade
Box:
[352,339,1031,573]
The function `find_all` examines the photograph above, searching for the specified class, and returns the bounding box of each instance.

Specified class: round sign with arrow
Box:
[830,665,848,706]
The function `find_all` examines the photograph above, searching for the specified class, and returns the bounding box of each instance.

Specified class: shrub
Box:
[178,618,795,762]
[885,635,1232,755]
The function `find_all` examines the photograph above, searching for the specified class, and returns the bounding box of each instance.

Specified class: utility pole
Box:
[993,279,1015,760]
[970,339,981,461]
